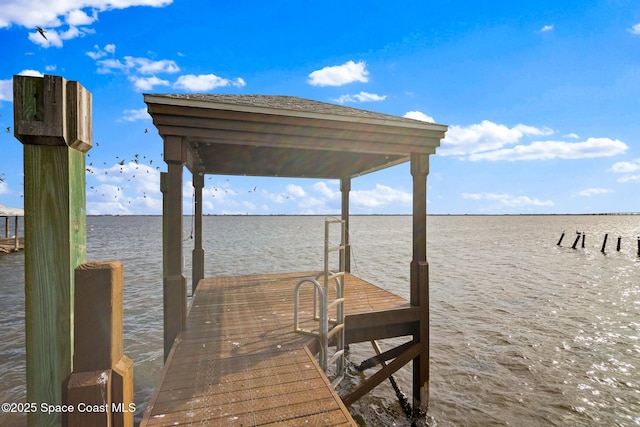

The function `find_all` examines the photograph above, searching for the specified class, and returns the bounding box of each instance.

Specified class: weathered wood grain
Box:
[141,272,412,426]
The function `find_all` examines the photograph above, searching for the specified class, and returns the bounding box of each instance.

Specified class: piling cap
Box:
[13,74,92,152]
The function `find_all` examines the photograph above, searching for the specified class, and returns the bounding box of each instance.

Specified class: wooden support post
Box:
[162,136,186,361]
[14,74,91,427]
[4,216,8,238]
[340,176,351,273]
[192,171,205,294]
[14,215,19,250]
[64,261,134,427]
[410,152,430,411]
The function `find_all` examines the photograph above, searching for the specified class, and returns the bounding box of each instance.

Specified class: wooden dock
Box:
[140,271,410,426]
[0,237,23,253]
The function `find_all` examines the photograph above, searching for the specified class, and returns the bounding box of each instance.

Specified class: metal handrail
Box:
[293,219,348,382]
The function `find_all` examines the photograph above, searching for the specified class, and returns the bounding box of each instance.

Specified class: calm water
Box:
[1,215,639,426]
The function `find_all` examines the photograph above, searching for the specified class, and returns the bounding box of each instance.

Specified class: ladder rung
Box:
[327,245,346,253]
[328,349,345,365]
[294,328,320,337]
[327,324,344,340]
[327,298,345,311]
[331,375,344,388]
[328,271,345,278]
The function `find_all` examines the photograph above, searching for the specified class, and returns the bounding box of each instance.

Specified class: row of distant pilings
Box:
[557,231,640,256]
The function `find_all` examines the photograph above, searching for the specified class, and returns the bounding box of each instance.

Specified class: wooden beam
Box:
[344,307,419,344]
[410,152,430,410]
[157,124,438,156]
[14,74,91,427]
[146,103,446,140]
[192,172,204,294]
[342,342,422,407]
[356,340,415,371]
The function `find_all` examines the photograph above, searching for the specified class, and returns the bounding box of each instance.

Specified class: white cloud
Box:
[130,76,171,91]
[463,192,554,207]
[333,91,386,103]
[618,174,640,183]
[87,44,116,60]
[87,161,162,214]
[286,184,306,198]
[565,132,580,139]
[628,23,640,35]
[308,60,369,87]
[1,1,173,46]
[541,25,554,32]
[66,9,98,26]
[351,184,412,208]
[173,74,246,91]
[578,188,612,196]
[312,182,338,199]
[0,180,9,195]
[0,79,13,102]
[404,111,435,123]
[98,56,180,74]
[469,137,628,161]
[610,159,640,173]
[121,108,151,121]
[440,120,554,157]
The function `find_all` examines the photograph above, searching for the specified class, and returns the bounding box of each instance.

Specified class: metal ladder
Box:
[294,219,347,386]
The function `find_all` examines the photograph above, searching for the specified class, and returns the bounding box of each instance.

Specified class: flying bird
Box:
[6,127,10,133]
[36,26,47,40]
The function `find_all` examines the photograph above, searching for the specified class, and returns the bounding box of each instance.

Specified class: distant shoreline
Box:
[86,212,640,217]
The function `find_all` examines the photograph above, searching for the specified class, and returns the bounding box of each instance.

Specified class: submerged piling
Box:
[601,233,608,253]
[637,236,640,257]
[571,232,582,249]
[557,231,565,246]
[581,232,586,249]
[617,236,622,252]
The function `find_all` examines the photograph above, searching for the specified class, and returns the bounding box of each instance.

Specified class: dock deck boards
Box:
[141,271,409,426]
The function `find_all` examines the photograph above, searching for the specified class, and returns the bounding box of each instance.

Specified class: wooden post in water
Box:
[571,232,581,249]
[63,261,134,427]
[557,231,565,246]
[617,236,621,252]
[161,136,187,361]
[581,232,585,249]
[601,233,608,253]
[14,74,91,427]
[410,153,430,411]
[14,215,19,250]
[192,171,204,294]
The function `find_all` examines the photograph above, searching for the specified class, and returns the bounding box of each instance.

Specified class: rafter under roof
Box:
[145,94,447,179]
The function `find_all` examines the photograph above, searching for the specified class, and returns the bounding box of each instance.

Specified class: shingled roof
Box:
[153,94,437,126]
[145,94,447,179]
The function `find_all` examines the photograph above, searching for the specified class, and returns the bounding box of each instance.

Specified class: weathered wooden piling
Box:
[571,232,581,249]
[14,74,91,426]
[557,231,565,246]
[616,236,622,252]
[581,232,585,248]
[63,261,134,427]
[601,233,608,253]
[637,237,640,257]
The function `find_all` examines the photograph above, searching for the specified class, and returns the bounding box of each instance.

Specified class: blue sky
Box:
[1,0,639,215]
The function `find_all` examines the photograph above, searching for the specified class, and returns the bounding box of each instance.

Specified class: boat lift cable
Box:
[184,189,194,241]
